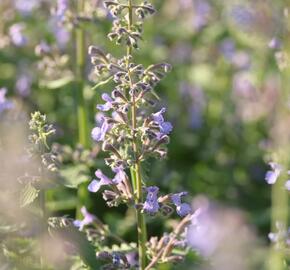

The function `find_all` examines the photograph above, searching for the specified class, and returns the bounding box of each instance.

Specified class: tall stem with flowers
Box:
[86,1,192,269]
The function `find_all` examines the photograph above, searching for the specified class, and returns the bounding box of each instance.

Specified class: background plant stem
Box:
[75,0,90,219]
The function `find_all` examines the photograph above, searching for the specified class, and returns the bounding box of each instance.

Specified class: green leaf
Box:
[39,75,74,89]
[20,183,39,208]
[59,164,90,189]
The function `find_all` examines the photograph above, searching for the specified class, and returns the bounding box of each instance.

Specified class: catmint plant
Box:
[85,1,193,269]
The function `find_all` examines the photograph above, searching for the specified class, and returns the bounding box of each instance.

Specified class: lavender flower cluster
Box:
[73,0,194,268]
[87,1,191,218]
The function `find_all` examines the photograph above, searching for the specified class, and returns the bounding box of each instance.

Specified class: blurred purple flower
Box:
[233,73,255,98]
[15,73,32,97]
[220,39,236,60]
[35,41,51,56]
[73,206,96,230]
[179,83,206,129]
[56,0,69,21]
[9,23,27,47]
[14,0,40,16]
[231,51,251,70]
[0,88,13,114]
[193,0,211,30]
[143,186,159,214]
[52,25,70,49]
[268,37,281,50]
[97,93,114,111]
[265,162,282,184]
[230,5,255,28]
[171,192,191,217]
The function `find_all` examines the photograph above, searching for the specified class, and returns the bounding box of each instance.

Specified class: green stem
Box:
[75,0,90,219]
[127,0,147,268]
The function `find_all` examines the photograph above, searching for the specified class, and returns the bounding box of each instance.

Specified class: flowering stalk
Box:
[87,0,192,268]
[75,0,90,219]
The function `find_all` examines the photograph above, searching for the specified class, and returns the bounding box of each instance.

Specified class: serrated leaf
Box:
[59,164,90,189]
[20,183,39,208]
[49,225,101,269]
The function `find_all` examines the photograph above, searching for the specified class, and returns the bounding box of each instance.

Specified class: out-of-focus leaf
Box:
[92,76,113,90]
[59,164,90,189]
[49,224,100,269]
[39,76,74,89]
[20,183,39,208]
[0,223,22,234]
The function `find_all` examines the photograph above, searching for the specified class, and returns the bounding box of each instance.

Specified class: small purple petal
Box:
[171,192,191,217]
[143,186,159,214]
[152,108,166,124]
[268,38,281,50]
[112,168,126,184]
[91,127,102,141]
[265,162,282,185]
[160,121,173,134]
[102,93,113,102]
[176,203,192,217]
[73,220,82,228]
[97,103,112,111]
[88,180,101,193]
[91,120,111,142]
[73,206,96,230]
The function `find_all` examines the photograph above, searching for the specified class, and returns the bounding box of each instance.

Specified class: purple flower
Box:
[159,121,173,134]
[265,162,282,184]
[112,167,126,184]
[268,38,281,50]
[0,88,13,114]
[171,192,191,217]
[193,0,211,30]
[152,108,173,135]
[152,108,166,123]
[15,73,32,97]
[14,0,40,15]
[35,41,51,55]
[56,0,69,21]
[9,23,27,47]
[88,169,112,193]
[97,93,114,111]
[88,168,125,193]
[143,186,159,214]
[220,39,236,60]
[230,5,254,28]
[91,119,111,141]
[52,25,70,48]
[73,206,96,230]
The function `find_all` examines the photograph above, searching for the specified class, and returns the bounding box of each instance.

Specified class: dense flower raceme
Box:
[87,48,191,216]
[83,1,194,268]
